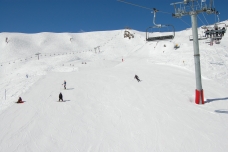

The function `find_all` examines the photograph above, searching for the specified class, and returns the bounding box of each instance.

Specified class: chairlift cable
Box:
[188,0,195,12]
[117,0,172,15]
[158,11,172,15]
[202,13,209,26]
[179,18,191,27]
[197,1,204,24]
[197,15,205,26]
[117,0,175,41]
[213,0,217,23]
[196,0,201,11]
[117,0,152,11]
[197,0,216,27]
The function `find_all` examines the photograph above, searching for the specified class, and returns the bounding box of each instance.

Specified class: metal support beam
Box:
[191,12,204,104]
[170,0,218,104]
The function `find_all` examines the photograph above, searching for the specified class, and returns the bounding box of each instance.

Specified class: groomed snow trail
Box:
[0,58,227,152]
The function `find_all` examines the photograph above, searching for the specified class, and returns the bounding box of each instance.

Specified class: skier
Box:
[134,75,141,82]
[174,44,179,50]
[221,27,226,37]
[59,92,63,102]
[17,97,23,103]
[62,80,66,89]
[204,29,209,38]
[209,29,213,38]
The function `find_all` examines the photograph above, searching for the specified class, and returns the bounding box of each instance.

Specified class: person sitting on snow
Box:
[17,97,23,103]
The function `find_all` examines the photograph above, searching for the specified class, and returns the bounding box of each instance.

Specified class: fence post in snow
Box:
[35,53,41,60]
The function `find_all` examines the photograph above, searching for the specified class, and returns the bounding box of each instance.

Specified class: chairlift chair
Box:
[204,23,226,40]
[215,23,227,35]
[189,34,207,41]
[201,25,213,30]
[201,25,207,29]
[146,8,175,42]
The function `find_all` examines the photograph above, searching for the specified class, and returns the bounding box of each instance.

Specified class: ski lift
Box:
[146,8,175,42]
[204,12,226,40]
[214,22,227,35]
[201,25,213,30]
[204,23,227,40]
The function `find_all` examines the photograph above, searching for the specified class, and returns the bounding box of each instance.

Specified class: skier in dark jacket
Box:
[221,27,226,36]
[204,29,209,38]
[59,92,63,101]
[134,75,141,82]
[17,97,23,103]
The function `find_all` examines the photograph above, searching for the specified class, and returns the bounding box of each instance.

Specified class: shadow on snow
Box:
[205,97,228,103]
[214,109,228,114]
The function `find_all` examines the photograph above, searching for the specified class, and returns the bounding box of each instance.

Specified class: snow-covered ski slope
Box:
[0,21,228,152]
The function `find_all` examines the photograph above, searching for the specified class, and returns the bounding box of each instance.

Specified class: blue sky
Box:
[0,0,227,33]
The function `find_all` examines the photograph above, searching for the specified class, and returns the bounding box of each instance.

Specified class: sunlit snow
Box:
[0,21,228,152]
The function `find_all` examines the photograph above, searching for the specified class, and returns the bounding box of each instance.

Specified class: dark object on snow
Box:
[221,27,226,36]
[59,92,63,101]
[134,75,141,82]
[62,80,66,89]
[17,97,23,103]
[174,44,180,50]
[6,37,8,43]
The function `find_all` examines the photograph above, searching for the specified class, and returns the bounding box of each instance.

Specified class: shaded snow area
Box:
[0,22,228,152]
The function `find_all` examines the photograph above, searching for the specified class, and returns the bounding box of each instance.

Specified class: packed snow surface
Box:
[0,21,228,152]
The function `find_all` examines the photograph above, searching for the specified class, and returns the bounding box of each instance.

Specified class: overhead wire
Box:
[199,0,209,25]
[197,15,205,26]
[117,0,152,11]
[213,0,218,23]
[196,0,206,26]
[118,0,212,33]
[158,11,172,15]
[117,0,172,15]
[201,13,209,26]
[179,18,191,27]
[189,0,195,11]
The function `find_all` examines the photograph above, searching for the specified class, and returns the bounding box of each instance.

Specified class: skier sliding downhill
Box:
[134,75,141,82]
[17,97,23,103]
